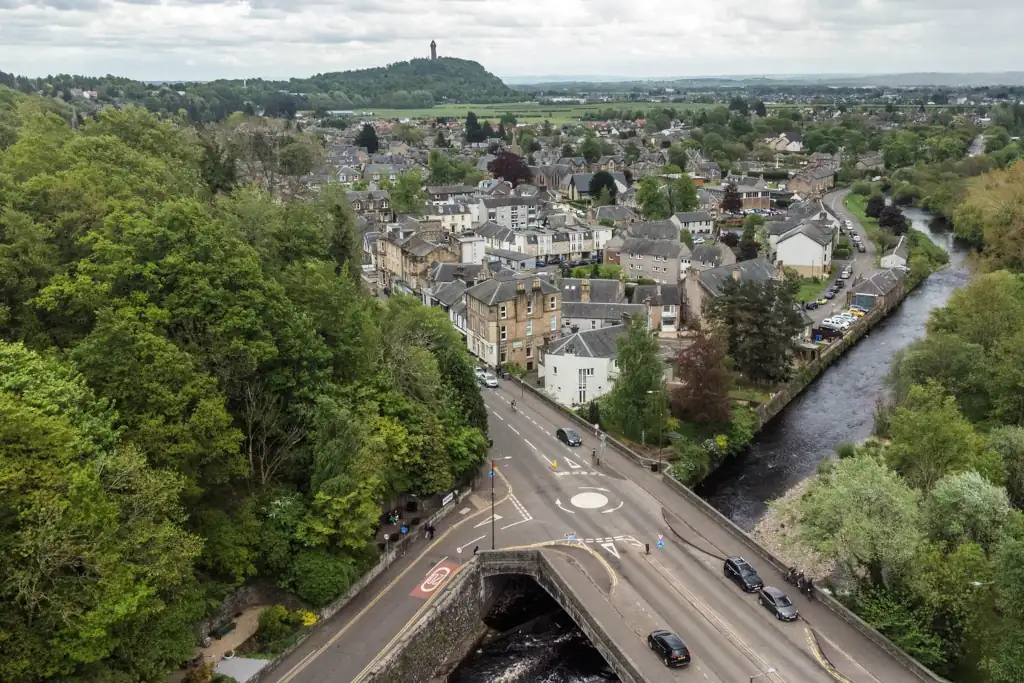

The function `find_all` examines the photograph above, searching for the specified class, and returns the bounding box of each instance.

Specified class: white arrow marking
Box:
[564,457,582,469]
[602,501,623,514]
[474,514,503,528]
[555,498,575,514]
[600,542,621,559]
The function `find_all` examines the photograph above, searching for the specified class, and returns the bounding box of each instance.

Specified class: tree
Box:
[354,123,379,153]
[433,129,448,148]
[580,136,602,164]
[390,170,427,212]
[988,426,1024,508]
[636,176,670,219]
[665,175,699,214]
[728,97,750,116]
[605,320,666,443]
[866,193,887,218]
[886,381,1002,490]
[754,100,767,117]
[561,143,574,158]
[465,111,485,143]
[720,182,742,213]
[922,471,1011,550]
[704,277,804,384]
[795,455,922,585]
[879,205,909,235]
[953,160,1024,271]
[487,151,532,187]
[589,171,618,203]
[671,329,732,424]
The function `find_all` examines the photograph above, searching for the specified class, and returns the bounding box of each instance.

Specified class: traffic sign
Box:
[657,539,664,548]
[383,533,389,541]
[456,546,463,554]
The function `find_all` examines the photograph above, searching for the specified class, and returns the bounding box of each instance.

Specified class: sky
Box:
[1,0,1022,82]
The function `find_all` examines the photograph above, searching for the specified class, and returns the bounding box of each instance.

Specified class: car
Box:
[647,630,691,667]
[804,301,819,310]
[481,373,499,388]
[475,367,487,380]
[835,313,857,323]
[816,297,829,305]
[847,308,865,317]
[823,290,835,300]
[857,243,867,253]
[833,279,844,289]
[724,557,764,592]
[841,270,852,280]
[845,220,853,227]
[758,586,799,621]
[556,427,582,447]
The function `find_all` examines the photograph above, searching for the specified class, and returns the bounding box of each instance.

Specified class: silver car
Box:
[482,373,499,388]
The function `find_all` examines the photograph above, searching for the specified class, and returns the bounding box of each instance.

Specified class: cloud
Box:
[0,0,1021,81]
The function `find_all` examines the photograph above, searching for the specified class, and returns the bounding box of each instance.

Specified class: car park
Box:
[556,427,582,446]
[724,557,764,592]
[647,630,691,667]
[758,587,799,621]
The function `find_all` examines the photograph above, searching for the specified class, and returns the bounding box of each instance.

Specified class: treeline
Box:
[0,58,518,122]
[779,161,1024,682]
[0,88,488,682]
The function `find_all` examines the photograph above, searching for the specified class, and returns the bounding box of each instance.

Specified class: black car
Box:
[758,586,799,621]
[857,243,867,253]
[833,279,844,289]
[723,557,763,592]
[804,300,818,310]
[556,428,582,447]
[647,629,691,667]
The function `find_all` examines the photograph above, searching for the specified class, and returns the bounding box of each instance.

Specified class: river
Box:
[696,208,974,530]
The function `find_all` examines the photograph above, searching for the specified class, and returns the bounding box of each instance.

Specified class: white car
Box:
[482,373,499,388]
[845,220,853,228]
[841,269,852,279]
[852,234,862,243]
[475,367,487,380]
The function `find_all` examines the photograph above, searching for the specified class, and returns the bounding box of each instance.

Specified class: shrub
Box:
[183,662,214,683]
[835,441,857,459]
[288,549,361,607]
[253,605,310,656]
[851,180,872,196]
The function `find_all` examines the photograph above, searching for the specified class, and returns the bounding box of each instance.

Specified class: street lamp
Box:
[750,667,777,682]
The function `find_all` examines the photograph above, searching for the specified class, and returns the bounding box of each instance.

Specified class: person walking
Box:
[427,524,436,540]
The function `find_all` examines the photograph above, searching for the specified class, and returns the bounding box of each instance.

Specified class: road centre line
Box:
[510,426,519,435]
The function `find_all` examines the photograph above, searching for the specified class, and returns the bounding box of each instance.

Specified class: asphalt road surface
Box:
[263,375,930,683]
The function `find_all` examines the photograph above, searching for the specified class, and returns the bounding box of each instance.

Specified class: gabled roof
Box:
[883,235,909,261]
[426,184,476,195]
[486,247,533,262]
[778,222,833,247]
[851,268,906,297]
[561,301,648,322]
[629,283,680,306]
[595,205,637,221]
[430,262,484,283]
[569,172,628,194]
[547,324,626,359]
[431,279,467,307]
[621,236,683,258]
[673,210,713,224]
[628,220,679,241]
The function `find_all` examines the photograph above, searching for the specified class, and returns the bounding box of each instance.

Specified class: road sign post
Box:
[384,533,390,557]
[656,534,664,549]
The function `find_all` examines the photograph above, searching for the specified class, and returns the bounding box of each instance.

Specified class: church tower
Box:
[430,40,437,60]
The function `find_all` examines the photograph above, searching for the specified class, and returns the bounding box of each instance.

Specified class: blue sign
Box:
[568,534,576,541]
[489,469,494,478]
[656,539,664,548]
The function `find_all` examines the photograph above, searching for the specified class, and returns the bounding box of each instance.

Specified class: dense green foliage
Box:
[1,59,516,121]
[952,160,1024,268]
[603,320,666,444]
[0,90,487,682]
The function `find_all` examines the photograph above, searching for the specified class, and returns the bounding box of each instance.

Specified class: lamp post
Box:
[750,667,777,683]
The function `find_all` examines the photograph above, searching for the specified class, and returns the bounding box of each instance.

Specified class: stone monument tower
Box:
[430,40,437,60]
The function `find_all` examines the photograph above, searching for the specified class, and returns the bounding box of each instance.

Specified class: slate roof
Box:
[561,302,648,322]
[851,268,906,297]
[405,235,446,258]
[486,247,533,262]
[595,205,637,221]
[690,244,722,265]
[883,235,909,261]
[628,220,679,241]
[426,184,476,195]
[697,258,779,297]
[346,189,390,201]
[431,279,467,307]
[621,236,683,258]
[481,196,539,208]
[430,262,484,283]
[547,325,626,359]
[673,211,714,224]
[465,275,559,305]
[778,222,833,247]
[629,283,680,306]
[569,172,628,194]
[559,278,625,304]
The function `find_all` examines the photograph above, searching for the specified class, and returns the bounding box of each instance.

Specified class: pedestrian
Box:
[427,524,436,540]
[473,545,479,555]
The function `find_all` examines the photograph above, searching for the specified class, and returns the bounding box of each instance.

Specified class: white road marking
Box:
[600,542,621,559]
[510,427,519,435]
[460,535,486,550]
[493,412,504,421]
[564,456,582,469]
[525,440,536,450]
[499,519,531,530]
[459,507,471,515]
[555,498,576,514]
[579,486,610,492]
[473,514,503,528]
[602,501,624,514]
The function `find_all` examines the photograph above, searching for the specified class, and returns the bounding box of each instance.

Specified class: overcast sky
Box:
[1,0,1021,82]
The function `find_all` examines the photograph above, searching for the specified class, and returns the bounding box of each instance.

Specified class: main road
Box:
[264,379,928,683]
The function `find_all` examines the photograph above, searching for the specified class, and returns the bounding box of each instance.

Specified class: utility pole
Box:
[490,460,496,550]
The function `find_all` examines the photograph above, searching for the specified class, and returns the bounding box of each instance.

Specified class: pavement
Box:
[261,374,930,683]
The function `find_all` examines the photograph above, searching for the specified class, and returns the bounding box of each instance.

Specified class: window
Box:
[550,316,557,331]
[526,345,533,359]
[526,320,533,337]
[500,325,507,341]
[591,320,597,329]
[500,349,506,363]
[553,366,557,375]
[527,299,533,314]
[549,296,557,310]
[499,304,507,319]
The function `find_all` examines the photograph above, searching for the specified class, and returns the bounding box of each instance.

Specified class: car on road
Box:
[857,243,867,253]
[647,630,691,667]
[758,586,799,621]
[845,220,853,228]
[475,367,487,380]
[816,297,829,306]
[823,290,835,300]
[556,427,582,447]
[481,373,499,388]
[723,557,764,592]
[804,301,818,310]
[841,269,852,279]
[833,279,844,289]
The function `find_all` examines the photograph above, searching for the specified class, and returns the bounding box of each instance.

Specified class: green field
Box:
[362,100,713,123]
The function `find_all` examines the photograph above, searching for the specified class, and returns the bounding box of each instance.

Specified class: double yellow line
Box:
[275,471,512,683]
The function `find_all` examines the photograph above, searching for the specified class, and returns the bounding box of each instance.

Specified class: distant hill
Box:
[1,57,518,121]
[513,72,1024,90]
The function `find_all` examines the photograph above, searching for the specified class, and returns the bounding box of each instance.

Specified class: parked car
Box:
[841,270,852,280]
[816,297,829,306]
[833,279,844,289]
[647,630,691,667]
[758,587,799,621]
[475,367,488,380]
[823,291,835,300]
[805,301,819,310]
[481,373,499,388]
[852,233,862,242]
[857,243,867,253]
[724,557,764,592]
[556,427,582,447]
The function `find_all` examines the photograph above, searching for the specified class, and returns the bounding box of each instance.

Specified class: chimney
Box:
[732,264,741,281]
[581,279,591,303]
[532,278,541,291]
[516,280,526,295]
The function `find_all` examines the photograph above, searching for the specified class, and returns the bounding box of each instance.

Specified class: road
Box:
[263,373,930,683]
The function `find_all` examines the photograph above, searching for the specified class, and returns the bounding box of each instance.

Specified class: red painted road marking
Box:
[410,561,457,599]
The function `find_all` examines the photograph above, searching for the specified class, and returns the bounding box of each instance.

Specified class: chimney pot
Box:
[532,278,541,291]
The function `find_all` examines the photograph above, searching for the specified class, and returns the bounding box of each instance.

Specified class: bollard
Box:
[645,543,650,555]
